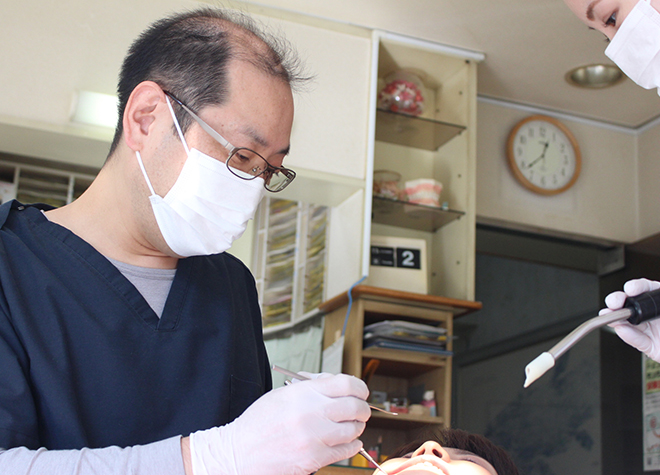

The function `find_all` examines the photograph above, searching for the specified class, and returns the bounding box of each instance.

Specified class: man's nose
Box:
[411,441,450,461]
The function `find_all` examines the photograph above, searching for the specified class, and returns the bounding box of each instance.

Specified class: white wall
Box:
[3,1,658,246]
[1,0,207,126]
[476,99,641,243]
[1,0,200,168]
[638,122,660,240]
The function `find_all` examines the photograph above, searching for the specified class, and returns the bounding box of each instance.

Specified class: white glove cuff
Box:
[189,426,235,475]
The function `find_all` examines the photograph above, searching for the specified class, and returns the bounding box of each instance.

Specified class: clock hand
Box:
[526,141,550,169]
[527,155,543,168]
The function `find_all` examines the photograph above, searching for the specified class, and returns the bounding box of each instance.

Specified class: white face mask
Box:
[605,0,660,95]
[135,98,265,257]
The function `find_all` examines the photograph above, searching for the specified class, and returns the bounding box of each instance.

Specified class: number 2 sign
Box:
[396,248,421,269]
[369,236,427,294]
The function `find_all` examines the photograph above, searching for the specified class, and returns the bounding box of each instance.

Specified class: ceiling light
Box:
[71,91,119,128]
[565,64,626,89]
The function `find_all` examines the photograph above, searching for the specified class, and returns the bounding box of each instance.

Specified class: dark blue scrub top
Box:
[0,201,271,450]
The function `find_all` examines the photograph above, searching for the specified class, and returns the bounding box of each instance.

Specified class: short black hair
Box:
[387,428,519,475]
[108,7,308,157]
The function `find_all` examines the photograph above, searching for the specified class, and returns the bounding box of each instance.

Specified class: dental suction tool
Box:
[524,289,660,388]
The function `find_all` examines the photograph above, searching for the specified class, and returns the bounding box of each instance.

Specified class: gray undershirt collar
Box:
[39,210,175,318]
[106,257,176,319]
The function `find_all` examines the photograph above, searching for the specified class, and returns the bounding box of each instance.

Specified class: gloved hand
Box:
[601,278,660,362]
[189,373,370,475]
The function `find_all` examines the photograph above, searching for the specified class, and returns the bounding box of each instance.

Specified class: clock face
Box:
[507,116,581,195]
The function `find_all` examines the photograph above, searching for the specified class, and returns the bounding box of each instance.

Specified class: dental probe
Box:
[359,447,389,475]
[271,364,399,415]
[272,365,391,474]
[524,288,660,388]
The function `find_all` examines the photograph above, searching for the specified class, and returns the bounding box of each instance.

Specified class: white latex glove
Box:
[601,278,660,362]
[189,373,370,475]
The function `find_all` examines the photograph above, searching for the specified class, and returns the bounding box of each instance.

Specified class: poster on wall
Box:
[644,355,660,471]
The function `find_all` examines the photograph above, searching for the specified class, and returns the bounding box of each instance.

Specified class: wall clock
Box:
[506,115,581,195]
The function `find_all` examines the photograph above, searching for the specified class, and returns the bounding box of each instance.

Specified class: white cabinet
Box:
[238,17,480,330]
[234,12,375,314]
[252,13,374,209]
[252,196,330,334]
[0,155,96,207]
[367,32,479,301]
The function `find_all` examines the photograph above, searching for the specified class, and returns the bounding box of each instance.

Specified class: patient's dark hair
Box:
[388,428,519,475]
[108,7,308,157]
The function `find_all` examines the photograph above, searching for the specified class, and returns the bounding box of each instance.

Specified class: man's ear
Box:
[123,81,166,152]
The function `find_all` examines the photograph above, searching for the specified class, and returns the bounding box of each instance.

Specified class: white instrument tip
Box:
[523,352,555,388]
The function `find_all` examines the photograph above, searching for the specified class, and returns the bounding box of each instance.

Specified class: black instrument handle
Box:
[626,288,660,325]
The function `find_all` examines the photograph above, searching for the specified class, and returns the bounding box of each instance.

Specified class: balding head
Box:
[108,7,309,157]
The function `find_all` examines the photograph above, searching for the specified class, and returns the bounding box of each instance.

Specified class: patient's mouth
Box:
[386,455,450,475]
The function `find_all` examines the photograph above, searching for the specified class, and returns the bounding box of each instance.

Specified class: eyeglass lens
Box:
[164,90,295,192]
[227,148,294,192]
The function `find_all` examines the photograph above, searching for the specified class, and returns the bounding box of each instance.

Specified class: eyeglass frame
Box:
[163,90,296,192]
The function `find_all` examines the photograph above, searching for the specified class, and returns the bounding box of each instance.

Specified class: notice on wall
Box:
[370,245,422,269]
[368,236,427,294]
[643,355,660,471]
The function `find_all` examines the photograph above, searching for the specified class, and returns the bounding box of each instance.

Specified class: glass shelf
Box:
[372,196,464,232]
[375,109,466,151]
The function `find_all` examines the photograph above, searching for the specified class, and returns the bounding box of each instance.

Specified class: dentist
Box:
[0,7,370,475]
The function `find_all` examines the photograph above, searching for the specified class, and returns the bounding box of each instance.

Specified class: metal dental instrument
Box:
[524,288,660,388]
[359,447,389,474]
[272,365,391,473]
[271,364,398,415]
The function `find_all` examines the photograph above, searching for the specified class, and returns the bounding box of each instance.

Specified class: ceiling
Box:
[246,0,660,129]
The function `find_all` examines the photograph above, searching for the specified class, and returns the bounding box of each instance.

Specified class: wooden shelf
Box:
[375,109,465,151]
[321,286,476,445]
[372,196,465,232]
[319,285,482,317]
[368,411,445,430]
[362,347,448,377]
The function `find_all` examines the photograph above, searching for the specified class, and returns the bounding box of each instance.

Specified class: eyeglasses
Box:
[164,91,296,193]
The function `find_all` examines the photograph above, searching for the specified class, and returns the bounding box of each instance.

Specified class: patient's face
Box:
[377,441,497,475]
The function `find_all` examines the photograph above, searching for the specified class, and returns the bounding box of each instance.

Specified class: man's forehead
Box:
[239,124,269,148]
[236,123,291,156]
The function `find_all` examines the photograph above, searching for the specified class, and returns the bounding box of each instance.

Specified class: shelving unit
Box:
[320,285,481,465]
[334,35,482,471]
[368,32,479,301]
[0,155,96,207]
[252,196,330,334]
[236,18,480,326]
